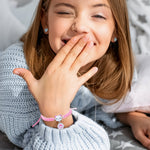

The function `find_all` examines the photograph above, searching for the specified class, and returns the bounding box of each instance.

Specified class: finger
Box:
[71,41,94,73]
[147,131,150,149]
[62,35,89,68]
[148,131,150,139]
[13,68,37,93]
[79,67,98,85]
[48,34,84,70]
[135,130,150,149]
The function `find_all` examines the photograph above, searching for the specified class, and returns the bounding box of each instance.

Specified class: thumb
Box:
[13,68,37,92]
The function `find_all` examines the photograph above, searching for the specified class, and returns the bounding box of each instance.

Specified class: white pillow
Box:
[102,55,150,114]
[0,0,26,51]
[10,0,32,7]
[127,0,150,55]
[10,0,39,28]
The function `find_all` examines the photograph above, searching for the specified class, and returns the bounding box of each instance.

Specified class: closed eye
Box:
[92,15,106,20]
[57,12,72,15]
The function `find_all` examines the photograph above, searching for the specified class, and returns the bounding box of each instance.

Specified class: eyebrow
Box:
[54,3,110,9]
[92,4,110,9]
[54,3,75,9]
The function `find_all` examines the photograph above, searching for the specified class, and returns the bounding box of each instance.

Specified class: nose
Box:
[71,17,90,34]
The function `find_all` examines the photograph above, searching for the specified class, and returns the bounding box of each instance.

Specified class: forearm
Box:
[116,111,147,126]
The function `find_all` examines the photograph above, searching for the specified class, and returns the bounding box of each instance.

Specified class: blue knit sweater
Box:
[0,42,110,150]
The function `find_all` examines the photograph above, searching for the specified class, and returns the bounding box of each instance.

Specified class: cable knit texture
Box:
[0,42,110,150]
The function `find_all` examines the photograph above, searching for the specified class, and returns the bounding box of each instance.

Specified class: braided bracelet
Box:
[32,108,75,129]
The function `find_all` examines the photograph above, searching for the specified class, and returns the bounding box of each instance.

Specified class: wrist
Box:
[39,103,70,118]
[33,108,74,129]
[44,115,73,128]
[127,111,147,126]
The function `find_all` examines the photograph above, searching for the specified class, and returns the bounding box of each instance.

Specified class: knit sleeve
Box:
[24,111,110,150]
[71,86,123,129]
[0,43,40,147]
[0,43,110,150]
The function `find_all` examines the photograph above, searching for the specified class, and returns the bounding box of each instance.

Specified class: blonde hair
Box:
[21,0,134,102]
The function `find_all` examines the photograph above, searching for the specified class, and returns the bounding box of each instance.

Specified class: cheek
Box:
[48,18,71,52]
[48,17,70,38]
[97,25,114,44]
[48,21,63,42]
[93,25,114,59]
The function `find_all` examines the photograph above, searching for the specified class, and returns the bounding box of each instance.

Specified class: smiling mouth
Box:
[62,39,96,45]
[62,39,68,44]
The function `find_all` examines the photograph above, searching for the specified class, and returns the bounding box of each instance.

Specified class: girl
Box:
[0,0,145,149]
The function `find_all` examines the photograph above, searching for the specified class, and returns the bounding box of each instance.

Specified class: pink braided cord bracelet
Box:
[32,108,76,128]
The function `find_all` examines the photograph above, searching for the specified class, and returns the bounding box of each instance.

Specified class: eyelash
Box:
[92,15,106,20]
[57,12,71,15]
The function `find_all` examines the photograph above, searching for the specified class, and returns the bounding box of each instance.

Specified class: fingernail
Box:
[72,37,78,42]
[83,35,89,42]
[93,67,98,73]
[13,70,20,75]
[88,41,94,48]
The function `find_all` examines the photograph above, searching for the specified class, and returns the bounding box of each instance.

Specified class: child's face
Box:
[44,0,115,62]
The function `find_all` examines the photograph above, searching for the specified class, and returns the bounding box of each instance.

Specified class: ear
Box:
[111,30,117,43]
[41,9,48,34]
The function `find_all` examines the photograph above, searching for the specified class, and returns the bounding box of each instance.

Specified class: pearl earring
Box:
[114,37,117,42]
[44,28,48,33]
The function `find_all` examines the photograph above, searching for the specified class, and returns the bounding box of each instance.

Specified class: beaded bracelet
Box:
[32,108,75,129]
